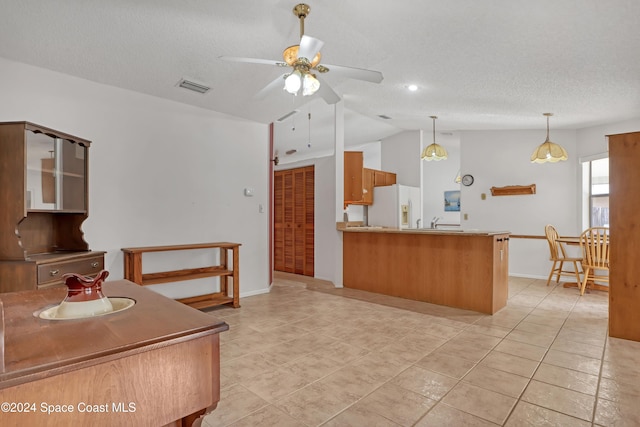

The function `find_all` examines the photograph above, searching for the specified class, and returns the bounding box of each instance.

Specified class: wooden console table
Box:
[122,242,241,310]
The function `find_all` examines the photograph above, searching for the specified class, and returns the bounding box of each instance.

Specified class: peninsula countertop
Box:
[337,223,510,236]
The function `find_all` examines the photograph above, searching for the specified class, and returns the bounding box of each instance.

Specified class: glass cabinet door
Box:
[26,130,87,212]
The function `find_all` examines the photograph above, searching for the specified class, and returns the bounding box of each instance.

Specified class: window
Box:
[582,157,609,227]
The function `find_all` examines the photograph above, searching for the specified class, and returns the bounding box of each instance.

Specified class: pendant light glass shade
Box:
[421,116,448,161]
[531,113,568,163]
[284,69,320,96]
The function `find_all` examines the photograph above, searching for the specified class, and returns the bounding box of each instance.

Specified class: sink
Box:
[36,297,136,320]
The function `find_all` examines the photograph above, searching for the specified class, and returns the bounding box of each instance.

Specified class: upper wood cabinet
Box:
[344,151,365,203]
[362,168,374,205]
[374,170,397,187]
[344,151,396,206]
[0,122,104,293]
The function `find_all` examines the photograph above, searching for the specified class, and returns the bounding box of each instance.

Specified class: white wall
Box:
[0,57,270,298]
[381,130,422,187]
[422,136,462,226]
[577,117,640,157]
[460,129,578,277]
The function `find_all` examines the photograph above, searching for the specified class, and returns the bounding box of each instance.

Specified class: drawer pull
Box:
[91,261,100,268]
[50,269,60,276]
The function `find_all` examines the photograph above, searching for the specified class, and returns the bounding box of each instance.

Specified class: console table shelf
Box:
[121,242,241,310]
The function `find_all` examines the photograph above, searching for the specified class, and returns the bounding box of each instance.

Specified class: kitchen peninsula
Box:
[341,227,510,314]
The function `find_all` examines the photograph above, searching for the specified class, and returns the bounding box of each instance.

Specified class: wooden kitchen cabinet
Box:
[344,151,365,203]
[0,122,105,293]
[344,151,395,206]
[362,168,375,204]
[374,170,396,186]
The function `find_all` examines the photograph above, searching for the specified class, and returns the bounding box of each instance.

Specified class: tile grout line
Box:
[499,281,587,425]
[590,317,610,427]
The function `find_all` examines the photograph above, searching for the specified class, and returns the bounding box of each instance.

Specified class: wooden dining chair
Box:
[544,224,582,287]
[579,227,610,295]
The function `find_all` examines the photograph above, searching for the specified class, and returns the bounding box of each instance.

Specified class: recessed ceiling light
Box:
[407,84,418,92]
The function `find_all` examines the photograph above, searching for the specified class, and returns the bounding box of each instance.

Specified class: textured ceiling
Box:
[1,0,639,163]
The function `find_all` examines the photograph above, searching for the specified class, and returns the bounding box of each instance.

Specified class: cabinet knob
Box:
[91,261,99,268]
[50,269,59,276]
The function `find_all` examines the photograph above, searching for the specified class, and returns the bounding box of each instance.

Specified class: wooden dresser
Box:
[0,122,104,293]
[0,280,228,426]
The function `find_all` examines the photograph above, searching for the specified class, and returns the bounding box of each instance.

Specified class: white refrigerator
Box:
[368,184,421,229]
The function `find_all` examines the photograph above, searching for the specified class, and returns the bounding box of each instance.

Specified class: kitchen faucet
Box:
[416,219,421,229]
[430,217,441,229]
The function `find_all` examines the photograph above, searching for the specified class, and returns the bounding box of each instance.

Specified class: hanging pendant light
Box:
[531,113,568,163]
[421,116,448,161]
[454,169,462,183]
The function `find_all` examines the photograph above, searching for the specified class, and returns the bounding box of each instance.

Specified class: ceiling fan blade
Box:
[315,77,341,105]
[219,56,282,67]
[298,35,324,61]
[319,63,384,83]
[254,74,286,100]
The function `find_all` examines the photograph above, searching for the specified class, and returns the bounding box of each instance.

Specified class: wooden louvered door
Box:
[274,166,314,276]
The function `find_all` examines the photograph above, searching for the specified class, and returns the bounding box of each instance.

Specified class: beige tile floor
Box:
[202,272,640,427]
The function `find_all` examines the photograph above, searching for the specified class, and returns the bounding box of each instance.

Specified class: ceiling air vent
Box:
[378,114,392,120]
[177,78,210,94]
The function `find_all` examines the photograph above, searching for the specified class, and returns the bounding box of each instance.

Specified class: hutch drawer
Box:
[37,255,104,287]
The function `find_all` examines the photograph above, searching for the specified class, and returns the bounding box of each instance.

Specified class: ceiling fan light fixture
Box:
[531,113,568,163]
[302,73,320,96]
[284,70,302,94]
[421,116,448,161]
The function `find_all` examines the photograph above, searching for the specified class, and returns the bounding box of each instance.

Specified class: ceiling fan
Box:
[219,3,383,105]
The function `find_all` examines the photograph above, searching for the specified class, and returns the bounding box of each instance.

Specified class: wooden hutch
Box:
[0,122,104,293]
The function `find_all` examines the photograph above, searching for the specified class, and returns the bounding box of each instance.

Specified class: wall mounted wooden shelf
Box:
[121,242,240,310]
[490,184,536,196]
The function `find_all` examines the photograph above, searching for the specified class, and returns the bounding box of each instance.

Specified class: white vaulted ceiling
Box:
[0,1,639,161]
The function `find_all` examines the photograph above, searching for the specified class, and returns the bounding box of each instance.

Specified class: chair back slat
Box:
[580,227,610,269]
[545,224,561,260]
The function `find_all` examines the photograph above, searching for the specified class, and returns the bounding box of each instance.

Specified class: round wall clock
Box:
[461,174,474,186]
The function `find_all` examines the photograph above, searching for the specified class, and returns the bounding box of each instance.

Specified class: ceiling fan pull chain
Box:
[308,111,311,147]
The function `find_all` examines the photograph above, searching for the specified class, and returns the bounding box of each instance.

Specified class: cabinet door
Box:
[362,168,374,205]
[344,152,363,202]
[373,170,385,186]
[385,172,397,185]
[373,170,396,187]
